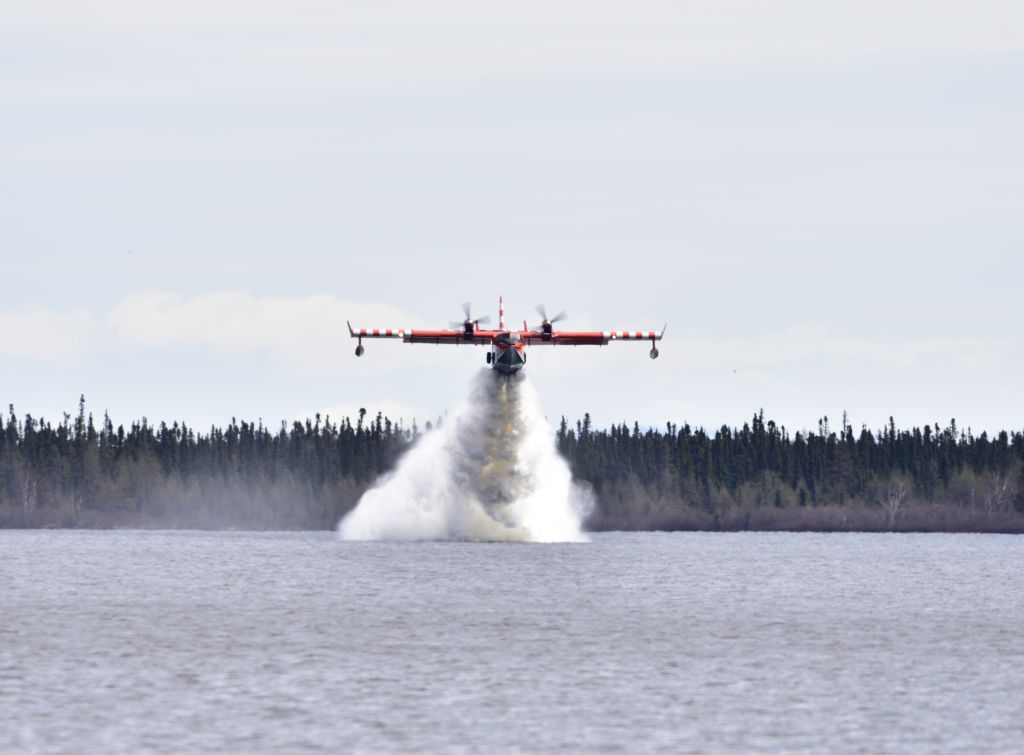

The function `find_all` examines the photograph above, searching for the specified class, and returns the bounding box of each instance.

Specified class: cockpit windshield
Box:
[500,332,521,344]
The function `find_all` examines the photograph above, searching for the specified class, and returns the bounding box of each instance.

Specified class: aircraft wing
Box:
[522,327,665,346]
[348,322,494,346]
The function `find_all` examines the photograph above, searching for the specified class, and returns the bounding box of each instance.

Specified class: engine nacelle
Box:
[355,344,365,357]
[650,346,659,360]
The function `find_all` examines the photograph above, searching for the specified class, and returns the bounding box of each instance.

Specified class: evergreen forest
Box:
[2,398,1023,531]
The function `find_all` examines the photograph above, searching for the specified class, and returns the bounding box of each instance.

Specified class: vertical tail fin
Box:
[499,295,505,331]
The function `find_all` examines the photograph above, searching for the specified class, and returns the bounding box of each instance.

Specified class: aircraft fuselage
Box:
[489,334,526,375]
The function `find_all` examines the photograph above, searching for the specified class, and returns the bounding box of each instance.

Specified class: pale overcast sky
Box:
[2,0,1021,435]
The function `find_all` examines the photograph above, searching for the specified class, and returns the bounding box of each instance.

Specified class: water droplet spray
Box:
[338,370,592,541]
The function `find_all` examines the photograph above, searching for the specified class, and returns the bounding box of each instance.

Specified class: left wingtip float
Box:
[349,298,664,374]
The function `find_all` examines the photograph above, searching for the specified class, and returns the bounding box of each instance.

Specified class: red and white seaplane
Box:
[348,297,665,375]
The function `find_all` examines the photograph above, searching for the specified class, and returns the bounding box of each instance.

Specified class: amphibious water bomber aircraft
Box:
[348,297,665,375]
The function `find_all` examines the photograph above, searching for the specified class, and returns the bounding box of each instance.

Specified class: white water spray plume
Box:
[338,370,593,542]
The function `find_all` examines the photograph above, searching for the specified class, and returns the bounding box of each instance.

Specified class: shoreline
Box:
[4,506,1023,535]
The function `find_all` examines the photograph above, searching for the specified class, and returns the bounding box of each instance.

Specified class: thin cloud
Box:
[0,293,416,375]
[105,291,420,376]
[670,327,1009,371]
[2,294,1005,376]
[0,308,98,364]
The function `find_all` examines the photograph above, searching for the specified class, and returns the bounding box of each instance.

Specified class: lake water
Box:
[2,531,1022,753]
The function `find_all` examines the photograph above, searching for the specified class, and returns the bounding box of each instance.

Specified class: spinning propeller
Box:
[450,302,491,332]
[535,304,568,332]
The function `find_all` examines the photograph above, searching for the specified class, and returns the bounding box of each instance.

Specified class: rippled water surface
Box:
[3,531,1023,753]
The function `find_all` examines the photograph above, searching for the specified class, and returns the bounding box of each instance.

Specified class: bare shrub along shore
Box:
[2,399,1022,532]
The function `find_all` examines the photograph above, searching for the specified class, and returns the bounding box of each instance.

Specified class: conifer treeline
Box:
[0,398,408,529]
[2,399,1023,531]
[559,412,1024,531]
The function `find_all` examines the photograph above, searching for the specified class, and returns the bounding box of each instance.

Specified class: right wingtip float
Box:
[349,296,664,376]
